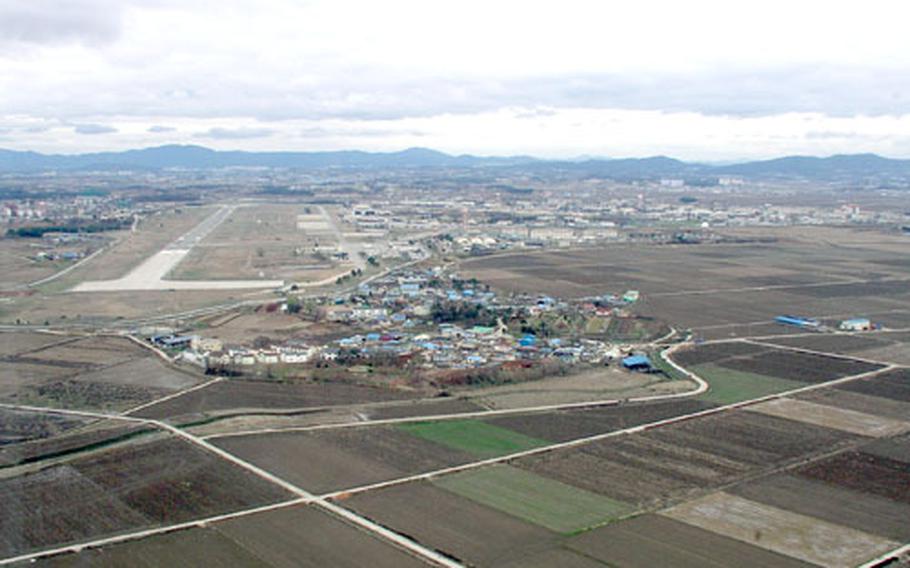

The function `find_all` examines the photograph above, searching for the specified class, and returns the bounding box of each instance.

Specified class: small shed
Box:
[622,354,653,371]
[839,318,872,331]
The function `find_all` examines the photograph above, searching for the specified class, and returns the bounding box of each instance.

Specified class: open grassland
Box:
[433,464,632,533]
[0,287,246,326]
[0,238,102,289]
[396,419,549,458]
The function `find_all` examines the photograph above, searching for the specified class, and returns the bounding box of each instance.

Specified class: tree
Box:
[286,296,302,314]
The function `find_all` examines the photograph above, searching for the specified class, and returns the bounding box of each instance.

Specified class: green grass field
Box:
[434,464,632,533]
[396,419,548,458]
[694,363,804,404]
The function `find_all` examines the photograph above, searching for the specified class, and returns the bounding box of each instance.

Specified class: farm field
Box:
[463,365,691,409]
[0,334,203,412]
[566,513,813,568]
[698,346,884,384]
[0,407,93,446]
[863,434,910,463]
[3,223,910,565]
[670,339,886,403]
[745,397,910,437]
[345,481,562,566]
[0,419,153,468]
[461,227,910,333]
[763,332,896,353]
[396,419,548,458]
[691,364,803,404]
[730,474,910,542]
[433,464,632,533]
[0,435,294,558]
[133,378,417,420]
[514,409,859,509]
[364,397,486,420]
[765,331,910,366]
[835,367,910,401]
[797,387,910,421]
[42,504,426,568]
[662,492,899,567]
[213,426,475,494]
[484,398,715,443]
[0,332,73,357]
[795,450,910,504]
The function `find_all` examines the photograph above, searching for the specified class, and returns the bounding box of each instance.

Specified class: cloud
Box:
[196,127,273,139]
[2,1,910,157]
[299,126,426,139]
[0,1,124,47]
[73,123,118,135]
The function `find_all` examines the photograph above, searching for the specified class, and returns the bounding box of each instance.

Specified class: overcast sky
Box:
[1,0,909,160]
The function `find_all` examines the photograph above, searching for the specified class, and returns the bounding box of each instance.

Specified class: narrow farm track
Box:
[316,364,896,501]
[0,400,461,567]
[1,335,903,567]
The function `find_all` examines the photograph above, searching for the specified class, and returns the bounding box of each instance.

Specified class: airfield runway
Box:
[72,206,285,292]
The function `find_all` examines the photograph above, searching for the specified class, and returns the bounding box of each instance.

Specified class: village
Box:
[144,265,661,382]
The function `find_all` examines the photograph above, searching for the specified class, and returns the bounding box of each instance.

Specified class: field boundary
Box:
[204,342,709,440]
[0,339,901,567]
[318,364,896,501]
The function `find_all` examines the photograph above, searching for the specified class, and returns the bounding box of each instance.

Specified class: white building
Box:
[839,318,872,331]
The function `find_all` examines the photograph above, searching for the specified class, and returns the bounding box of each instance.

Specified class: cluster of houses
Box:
[151,266,648,373]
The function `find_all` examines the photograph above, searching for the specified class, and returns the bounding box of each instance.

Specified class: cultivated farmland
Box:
[396,419,548,458]
[133,378,416,420]
[0,335,204,412]
[43,504,427,568]
[214,426,475,494]
[345,481,561,566]
[433,464,632,533]
[0,435,294,558]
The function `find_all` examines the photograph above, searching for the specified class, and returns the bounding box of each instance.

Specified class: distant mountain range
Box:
[1,145,909,182]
